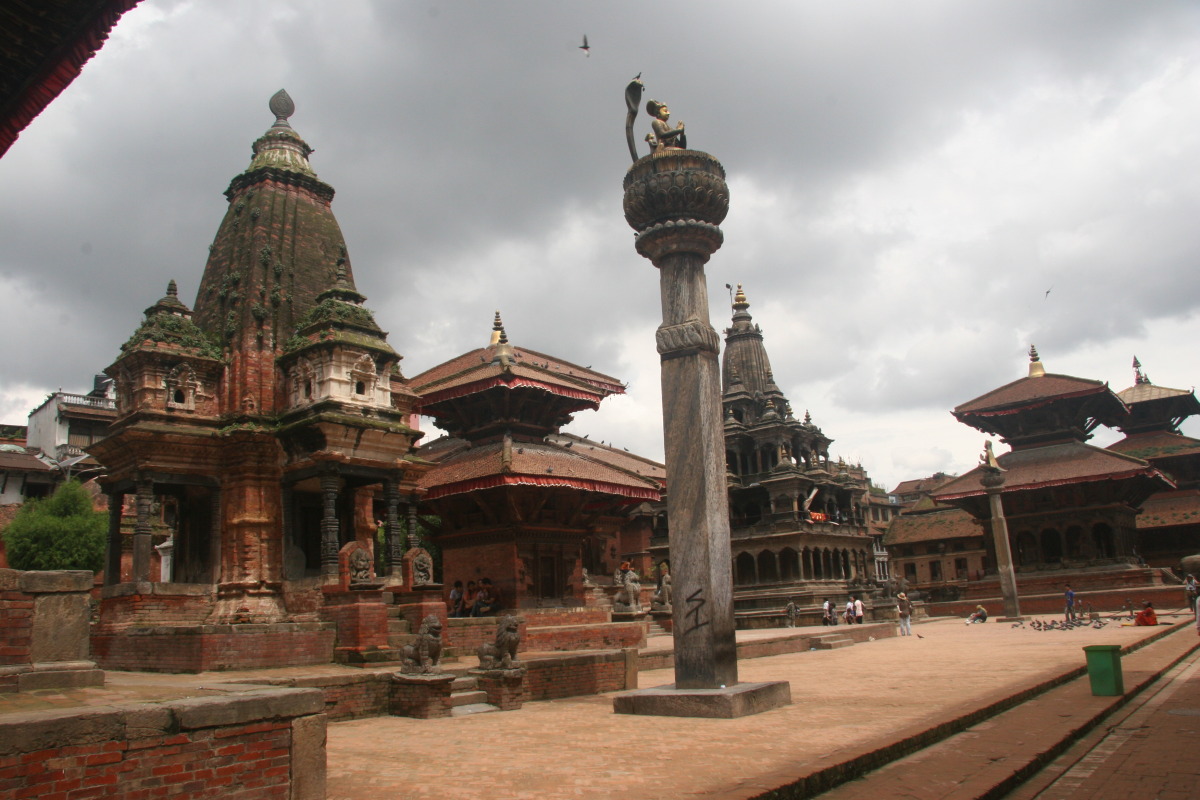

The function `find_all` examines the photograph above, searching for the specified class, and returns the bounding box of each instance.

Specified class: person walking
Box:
[1185,574,1197,614]
[1064,584,1076,622]
[853,596,865,624]
[785,598,798,628]
[896,592,913,636]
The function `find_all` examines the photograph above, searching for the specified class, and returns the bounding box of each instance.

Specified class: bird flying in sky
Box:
[580,34,590,57]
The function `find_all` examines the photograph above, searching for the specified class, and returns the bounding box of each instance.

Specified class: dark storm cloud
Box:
[2,0,1199,490]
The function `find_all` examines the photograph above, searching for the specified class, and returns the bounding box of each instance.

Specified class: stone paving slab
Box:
[323,616,1192,800]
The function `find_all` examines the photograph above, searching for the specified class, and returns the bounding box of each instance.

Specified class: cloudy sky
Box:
[2,0,1198,491]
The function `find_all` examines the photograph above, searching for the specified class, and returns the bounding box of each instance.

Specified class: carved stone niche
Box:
[165,363,201,412]
[337,541,380,590]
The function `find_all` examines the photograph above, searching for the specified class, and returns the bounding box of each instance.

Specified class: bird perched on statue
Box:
[579,34,590,56]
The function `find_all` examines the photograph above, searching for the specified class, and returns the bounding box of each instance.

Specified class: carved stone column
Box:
[406,497,420,550]
[104,491,124,585]
[623,150,737,690]
[132,477,154,583]
[982,468,1022,619]
[385,478,403,581]
[319,472,341,578]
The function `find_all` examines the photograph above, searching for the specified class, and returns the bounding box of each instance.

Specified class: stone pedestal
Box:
[613,681,792,719]
[389,672,455,718]
[470,667,526,710]
[0,569,104,692]
[320,588,397,665]
[389,584,447,634]
[649,609,674,633]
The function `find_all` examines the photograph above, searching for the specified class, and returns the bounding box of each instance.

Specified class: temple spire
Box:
[489,311,507,345]
[269,89,295,129]
[1133,355,1150,385]
[1028,344,1045,378]
[732,283,748,310]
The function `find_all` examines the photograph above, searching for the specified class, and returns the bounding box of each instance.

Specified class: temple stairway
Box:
[449,674,498,716]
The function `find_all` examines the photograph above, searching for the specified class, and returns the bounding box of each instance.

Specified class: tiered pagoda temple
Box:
[411,315,663,608]
[90,92,428,670]
[1107,357,1200,566]
[933,347,1172,589]
[676,286,878,625]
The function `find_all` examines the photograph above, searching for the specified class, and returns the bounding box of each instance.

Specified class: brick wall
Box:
[927,584,1190,619]
[0,587,33,671]
[445,617,643,654]
[523,650,632,700]
[92,623,335,673]
[230,672,393,722]
[0,687,325,800]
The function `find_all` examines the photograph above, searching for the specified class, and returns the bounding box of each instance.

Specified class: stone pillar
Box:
[132,477,153,583]
[319,472,341,579]
[385,479,403,581]
[624,149,737,690]
[982,468,1022,619]
[406,498,420,549]
[104,491,123,585]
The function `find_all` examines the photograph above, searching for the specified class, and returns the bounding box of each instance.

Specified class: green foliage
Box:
[2,481,107,572]
[122,311,223,359]
[374,514,443,582]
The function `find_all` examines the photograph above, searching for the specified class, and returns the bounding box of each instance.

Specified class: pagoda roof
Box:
[1117,382,1197,405]
[411,344,624,408]
[1107,430,1200,462]
[0,0,141,158]
[933,441,1172,502]
[890,472,956,498]
[954,373,1115,417]
[544,433,666,486]
[1134,489,1200,530]
[417,437,661,503]
[883,505,979,546]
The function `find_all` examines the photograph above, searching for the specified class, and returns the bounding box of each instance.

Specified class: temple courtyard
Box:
[4,614,1197,799]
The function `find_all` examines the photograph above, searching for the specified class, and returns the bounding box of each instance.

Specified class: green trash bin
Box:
[1083,645,1124,696]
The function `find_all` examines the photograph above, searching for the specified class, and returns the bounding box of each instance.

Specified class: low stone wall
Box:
[525,622,645,652]
[639,623,897,671]
[92,623,336,673]
[228,671,393,722]
[927,585,1191,619]
[0,686,326,800]
[519,607,610,626]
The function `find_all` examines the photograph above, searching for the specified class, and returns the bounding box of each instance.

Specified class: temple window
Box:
[165,364,198,411]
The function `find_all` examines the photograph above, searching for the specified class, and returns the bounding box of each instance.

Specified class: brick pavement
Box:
[322,616,1195,800]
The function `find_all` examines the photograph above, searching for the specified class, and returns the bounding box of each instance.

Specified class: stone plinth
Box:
[320,588,397,665]
[613,680,791,718]
[0,569,103,692]
[650,610,674,632]
[390,672,455,718]
[469,667,526,710]
[389,584,447,633]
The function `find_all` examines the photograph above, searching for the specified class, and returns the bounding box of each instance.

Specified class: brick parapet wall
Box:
[445,616,643,654]
[0,687,326,800]
[522,650,633,700]
[927,584,1191,619]
[92,623,335,673]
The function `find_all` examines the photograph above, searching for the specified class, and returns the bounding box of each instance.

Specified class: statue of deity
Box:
[646,100,686,152]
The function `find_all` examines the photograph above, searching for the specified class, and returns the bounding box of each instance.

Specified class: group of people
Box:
[447,578,500,618]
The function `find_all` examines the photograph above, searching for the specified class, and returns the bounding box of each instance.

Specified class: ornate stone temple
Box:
[693,285,875,626]
[410,314,662,608]
[89,92,428,670]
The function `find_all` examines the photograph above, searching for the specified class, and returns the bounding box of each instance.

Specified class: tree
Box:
[2,480,106,571]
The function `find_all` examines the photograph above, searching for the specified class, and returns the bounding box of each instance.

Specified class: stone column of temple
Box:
[105,491,124,584]
[982,469,1022,618]
[385,478,403,580]
[132,478,154,582]
[319,473,340,578]
[406,498,420,550]
[624,150,738,690]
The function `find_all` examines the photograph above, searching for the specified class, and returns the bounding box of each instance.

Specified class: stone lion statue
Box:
[614,567,642,613]
[400,614,443,674]
[477,614,522,670]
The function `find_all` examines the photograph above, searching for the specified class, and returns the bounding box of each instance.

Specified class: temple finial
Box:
[733,283,749,310]
[166,279,178,298]
[1028,344,1045,378]
[269,89,295,129]
[490,311,507,346]
[1133,356,1149,385]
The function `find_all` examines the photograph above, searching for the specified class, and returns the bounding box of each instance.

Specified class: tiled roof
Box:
[1136,490,1200,529]
[883,506,981,546]
[0,452,53,472]
[1117,383,1197,405]
[933,441,1170,501]
[890,473,956,497]
[418,439,661,502]
[954,374,1112,415]
[1108,431,1200,462]
[545,433,666,485]
[411,345,623,399]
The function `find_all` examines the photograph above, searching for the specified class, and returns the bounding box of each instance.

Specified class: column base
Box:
[612,680,791,718]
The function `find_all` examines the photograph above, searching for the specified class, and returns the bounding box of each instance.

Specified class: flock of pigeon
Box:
[1013,617,1114,631]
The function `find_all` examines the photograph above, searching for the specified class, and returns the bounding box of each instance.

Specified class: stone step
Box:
[451,690,488,707]
[451,703,499,717]
[451,676,478,692]
[812,635,854,649]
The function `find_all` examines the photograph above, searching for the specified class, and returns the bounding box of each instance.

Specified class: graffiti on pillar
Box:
[684,586,709,635]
